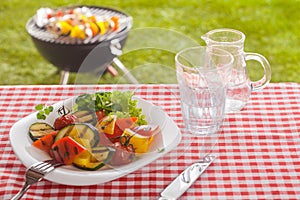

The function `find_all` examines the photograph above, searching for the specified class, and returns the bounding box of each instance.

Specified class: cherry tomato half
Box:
[95,110,106,121]
[109,141,135,166]
[54,114,79,130]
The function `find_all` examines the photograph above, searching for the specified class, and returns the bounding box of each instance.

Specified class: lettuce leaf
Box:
[75,91,147,125]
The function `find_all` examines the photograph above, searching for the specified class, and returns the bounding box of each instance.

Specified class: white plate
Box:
[9,96,181,186]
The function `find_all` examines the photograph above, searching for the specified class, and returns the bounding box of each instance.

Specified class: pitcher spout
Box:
[201,28,246,46]
[201,33,209,44]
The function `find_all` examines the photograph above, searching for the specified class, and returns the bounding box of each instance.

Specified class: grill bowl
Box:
[26,5,132,73]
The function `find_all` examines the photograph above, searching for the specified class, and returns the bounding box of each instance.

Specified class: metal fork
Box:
[11,159,63,200]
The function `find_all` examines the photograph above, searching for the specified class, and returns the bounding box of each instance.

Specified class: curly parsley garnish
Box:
[35,104,53,120]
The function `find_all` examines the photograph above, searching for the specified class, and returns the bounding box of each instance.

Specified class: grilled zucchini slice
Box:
[55,123,100,148]
[73,110,97,125]
[29,122,54,141]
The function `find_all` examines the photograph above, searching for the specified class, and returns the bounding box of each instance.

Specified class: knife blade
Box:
[159,154,216,200]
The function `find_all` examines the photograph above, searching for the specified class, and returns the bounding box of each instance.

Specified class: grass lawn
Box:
[0,0,299,84]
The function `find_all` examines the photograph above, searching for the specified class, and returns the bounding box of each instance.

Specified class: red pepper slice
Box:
[33,131,58,153]
[51,136,86,165]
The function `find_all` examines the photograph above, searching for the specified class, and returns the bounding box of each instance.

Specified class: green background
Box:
[1,0,299,84]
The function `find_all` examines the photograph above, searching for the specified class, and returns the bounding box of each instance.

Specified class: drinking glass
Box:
[202,28,271,113]
[175,46,233,136]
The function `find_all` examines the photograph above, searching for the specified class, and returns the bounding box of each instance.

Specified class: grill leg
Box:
[59,70,70,85]
[112,58,139,84]
[106,65,118,77]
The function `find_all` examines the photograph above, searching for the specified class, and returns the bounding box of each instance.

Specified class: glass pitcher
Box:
[202,28,271,113]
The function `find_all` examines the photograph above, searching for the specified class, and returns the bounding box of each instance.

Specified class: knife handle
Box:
[159,154,216,199]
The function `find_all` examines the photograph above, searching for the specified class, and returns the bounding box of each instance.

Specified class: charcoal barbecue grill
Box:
[26,5,138,84]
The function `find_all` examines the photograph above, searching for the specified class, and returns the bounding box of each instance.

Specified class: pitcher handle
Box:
[245,52,271,91]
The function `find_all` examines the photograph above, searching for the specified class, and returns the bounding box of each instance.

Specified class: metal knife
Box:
[159,154,216,200]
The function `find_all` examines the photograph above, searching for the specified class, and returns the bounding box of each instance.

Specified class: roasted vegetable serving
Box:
[29,91,161,171]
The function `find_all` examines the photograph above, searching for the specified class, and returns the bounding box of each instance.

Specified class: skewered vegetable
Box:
[36,6,120,40]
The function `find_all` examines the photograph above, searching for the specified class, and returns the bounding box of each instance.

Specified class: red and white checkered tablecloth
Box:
[0,83,299,199]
